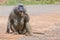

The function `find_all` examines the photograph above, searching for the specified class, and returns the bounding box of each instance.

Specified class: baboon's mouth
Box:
[19,12,24,16]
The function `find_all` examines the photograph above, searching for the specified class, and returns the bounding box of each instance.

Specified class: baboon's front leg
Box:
[25,23,33,36]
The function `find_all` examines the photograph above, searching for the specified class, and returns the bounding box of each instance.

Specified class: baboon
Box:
[6,4,33,36]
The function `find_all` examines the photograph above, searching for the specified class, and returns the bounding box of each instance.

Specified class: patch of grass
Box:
[0,0,60,5]
[3,0,20,5]
[22,1,41,5]
[2,1,42,5]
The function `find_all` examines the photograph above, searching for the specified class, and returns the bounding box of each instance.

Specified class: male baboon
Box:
[6,4,33,36]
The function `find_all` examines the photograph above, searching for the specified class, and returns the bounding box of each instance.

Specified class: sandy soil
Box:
[0,12,60,40]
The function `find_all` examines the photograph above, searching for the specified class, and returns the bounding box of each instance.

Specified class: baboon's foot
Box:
[25,33,33,36]
[12,32,19,35]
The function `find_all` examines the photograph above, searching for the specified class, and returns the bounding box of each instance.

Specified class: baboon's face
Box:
[17,6,25,16]
[19,11,24,16]
[14,5,26,17]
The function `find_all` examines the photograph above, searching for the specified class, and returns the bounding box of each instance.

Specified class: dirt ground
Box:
[0,12,60,40]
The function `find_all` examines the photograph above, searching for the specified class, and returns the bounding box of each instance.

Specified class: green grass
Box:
[2,1,42,5]
[3,0,20,5]
[0,0,60,5]
[21,1,41,5]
